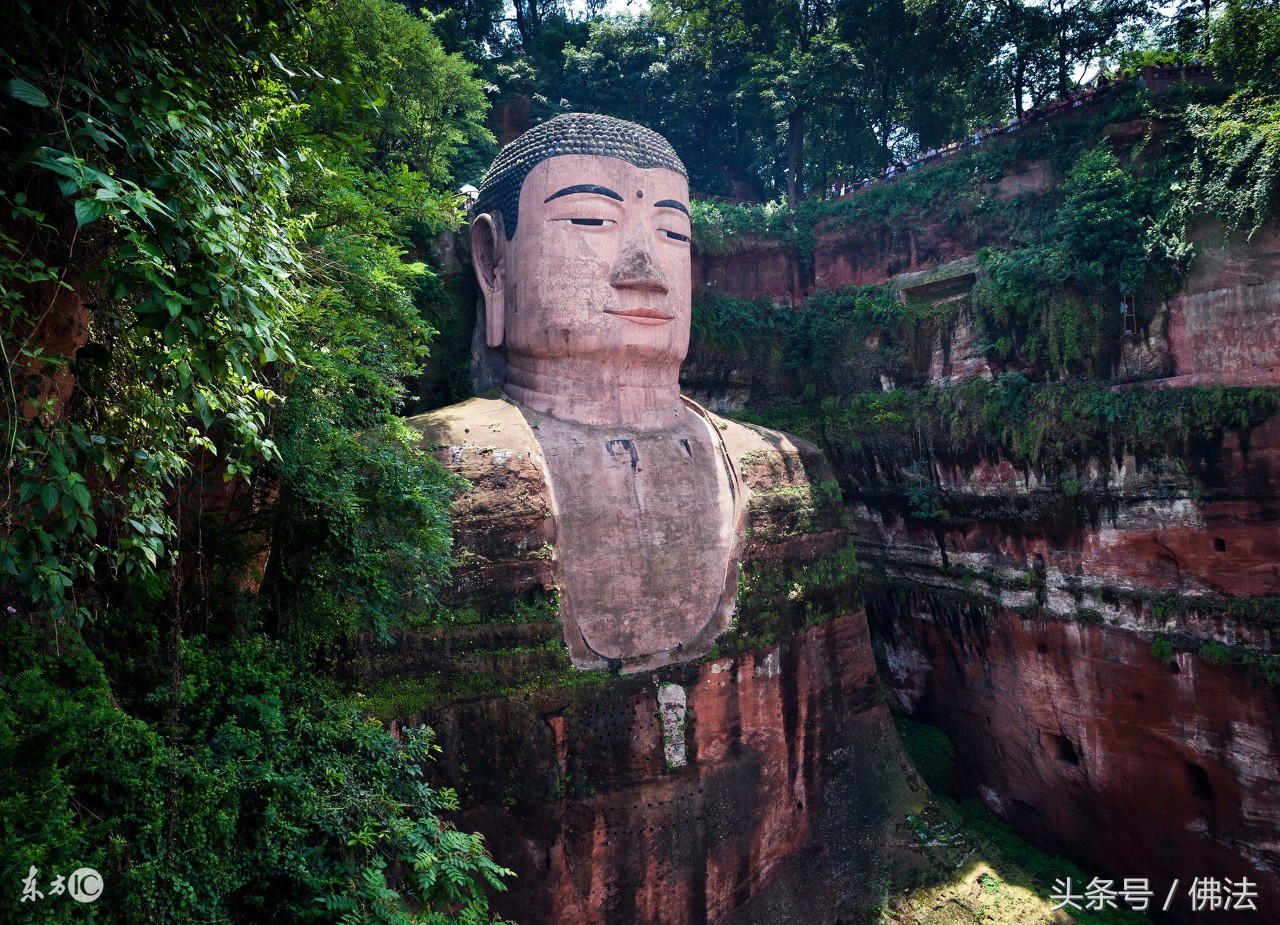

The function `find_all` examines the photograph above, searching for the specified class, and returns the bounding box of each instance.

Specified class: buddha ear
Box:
[471,213,506,349]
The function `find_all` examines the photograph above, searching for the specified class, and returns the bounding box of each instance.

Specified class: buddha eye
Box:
[660,229,690,243]
[554,218,616,227]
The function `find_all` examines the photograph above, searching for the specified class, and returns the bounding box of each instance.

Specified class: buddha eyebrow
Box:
[654,199,689,216]
[544,184,624,203]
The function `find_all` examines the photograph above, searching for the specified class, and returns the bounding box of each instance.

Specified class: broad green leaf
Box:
[70,482,92,511]
[74,198,107,226]
[8,76,49,108]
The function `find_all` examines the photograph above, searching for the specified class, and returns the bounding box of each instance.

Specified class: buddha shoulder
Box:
[708,412,845,556]
[408,395,543,466]
[407,395,843,564]
[405,396,555,607]
[405,394,550,523]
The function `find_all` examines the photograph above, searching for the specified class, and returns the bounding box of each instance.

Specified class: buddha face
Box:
[473,154,693,365]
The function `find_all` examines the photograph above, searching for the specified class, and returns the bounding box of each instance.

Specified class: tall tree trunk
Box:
[1057,20,1070,97]
[514,0,540,48]
[1014,51,1026,116]
[787,103,805,208]
[877,77,894,164]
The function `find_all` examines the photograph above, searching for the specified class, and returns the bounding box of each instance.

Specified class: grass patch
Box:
[892,717,1148,925]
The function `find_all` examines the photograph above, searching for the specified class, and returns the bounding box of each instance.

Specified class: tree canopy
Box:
[3,0,1279,921]
[466,0,1177,201]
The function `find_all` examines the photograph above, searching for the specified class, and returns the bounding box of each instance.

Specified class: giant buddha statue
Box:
[408,114,843,673]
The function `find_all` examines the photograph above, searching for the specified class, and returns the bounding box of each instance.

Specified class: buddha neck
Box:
[503,353,686,428]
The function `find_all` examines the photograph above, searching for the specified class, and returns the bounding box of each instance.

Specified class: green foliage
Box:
[894,718,1145,925]
[854,133,1169,378]
[358,657,610,724]
[1056,145,1148,291]
[0,617,512,924]
[686,108,1279,480]
[1198,640,1231,666]
[691,281,939,402]
[2,2,510,921]
[904,462,946,521]
[2,0,302,621]
[1185,91,1280,236]
[748,377,1280,501]
[295,0,492,187]
[688,155,979,255]
[1,0,490,640]
[268,407,458,644]
[721,538,860,657]
[1209,0,1280,82]
[1242,650,1280,685]
[894,716,955,793]
[1167,1,1280,237]
[947,799,1146,925]
[686,84,1193,370]
[558,0,1005,201]
[413,589,562,631]
[690,289,786,349]
[256,0,490,644]
[970,243,1124,377]
[1140,596,1280,684]
[688,198,795,256]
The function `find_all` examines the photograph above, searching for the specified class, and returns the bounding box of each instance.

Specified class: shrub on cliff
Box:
[1175,0,1280,237]
[1,1,508,921]
[0,615,512,923]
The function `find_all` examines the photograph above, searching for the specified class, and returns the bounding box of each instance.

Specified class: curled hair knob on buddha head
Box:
[473,113,687,241]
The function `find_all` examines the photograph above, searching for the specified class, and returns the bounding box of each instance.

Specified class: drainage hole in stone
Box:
[1186,762,1213,803]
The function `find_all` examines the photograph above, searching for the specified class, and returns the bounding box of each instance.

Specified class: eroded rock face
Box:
[830,223,1280,920]
[687,188,1280,922]
[414,613,912,925]
[848,413,1280,610]
[844,412,1280,925]
[689,160,1056,302]
[694,242,804,304]
[1166,222,1280,387]
[873,598,1280,925]
[382,389,910,925]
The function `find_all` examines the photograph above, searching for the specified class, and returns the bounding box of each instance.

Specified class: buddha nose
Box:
[609,234,669,294]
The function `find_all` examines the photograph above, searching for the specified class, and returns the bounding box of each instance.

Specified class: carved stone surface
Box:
[1165,221,1280,387]
[411,114,834,669]
[527,403,740,669]
[402,612,914,925]
[408,395,838,672]
[386,120,915,921]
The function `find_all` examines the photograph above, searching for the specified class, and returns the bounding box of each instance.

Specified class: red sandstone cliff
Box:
[874,596,1280,925]
[685,177,1280,920]
[401,116,1280,922]
[355,393,915,924]
[413,615,912,925]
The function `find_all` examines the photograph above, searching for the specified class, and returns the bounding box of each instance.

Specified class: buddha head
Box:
[470,114,693,423]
